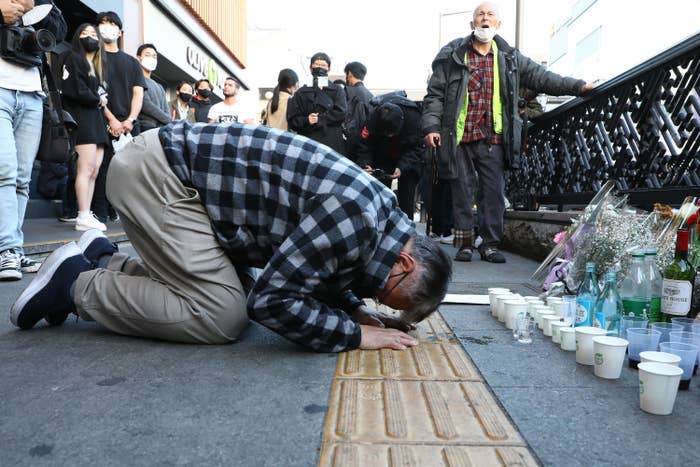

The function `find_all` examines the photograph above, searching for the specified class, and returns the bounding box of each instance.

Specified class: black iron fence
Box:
[510,31,700,211]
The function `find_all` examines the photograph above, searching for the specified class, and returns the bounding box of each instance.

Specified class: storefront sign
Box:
[185,46,227,90]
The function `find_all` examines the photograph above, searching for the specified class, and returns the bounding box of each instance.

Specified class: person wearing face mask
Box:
[191,79,214,123]
[60,23,111,232]
[92,11,146,224]
[136,43,170,131]
[286,52,347,154]
[422,1,595,264]
[170,81,196,123]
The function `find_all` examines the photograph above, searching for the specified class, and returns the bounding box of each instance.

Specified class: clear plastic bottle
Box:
[644,248,662,323]
[575,262,599,327]
[619,250,650,319]
[593,271,624,336]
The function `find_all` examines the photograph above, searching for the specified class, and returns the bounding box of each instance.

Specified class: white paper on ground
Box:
[441,294,490,305]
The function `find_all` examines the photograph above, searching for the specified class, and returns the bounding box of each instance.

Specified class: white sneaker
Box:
[0,248,22,280]
[440,234,454,244]
[75,213,107,232]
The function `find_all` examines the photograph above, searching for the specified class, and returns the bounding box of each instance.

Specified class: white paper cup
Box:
[593,336,629,379]
[551,300,568,318]
[495,294,515,322]
[575,326,608,365]
[638,362,684,415]
[489,291,511,317]
[640,351,681,366]
[560,327,576,351]
[503,300,528,330]
[533,306,553,329]
[542,315,561,337]
[546,297,563,307]
[550,321,572,344]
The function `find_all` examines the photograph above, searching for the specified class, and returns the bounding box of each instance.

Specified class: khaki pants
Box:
[73,129,248,343]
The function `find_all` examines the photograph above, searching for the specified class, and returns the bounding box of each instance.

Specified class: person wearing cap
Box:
[357,92,424,219]
[287,52,347,154]
[93,10,146,223]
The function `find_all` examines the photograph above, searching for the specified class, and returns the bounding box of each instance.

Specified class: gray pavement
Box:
[1,230,697,466]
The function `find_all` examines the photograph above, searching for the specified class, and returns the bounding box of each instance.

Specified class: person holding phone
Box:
[60,23,110,231]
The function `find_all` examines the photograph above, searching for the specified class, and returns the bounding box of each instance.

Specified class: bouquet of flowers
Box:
[533,181,696,292]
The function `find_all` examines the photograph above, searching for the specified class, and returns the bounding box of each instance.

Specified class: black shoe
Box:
[479,247,506,263]
[76,229,118,266]
[455,246,473,262]
[10,242,92,330]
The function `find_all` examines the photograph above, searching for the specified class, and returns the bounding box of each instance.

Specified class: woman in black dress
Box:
[61,23,110,232]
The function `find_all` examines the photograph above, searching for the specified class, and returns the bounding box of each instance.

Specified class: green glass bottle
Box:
[644,249,662,323]
[661,229,697,321]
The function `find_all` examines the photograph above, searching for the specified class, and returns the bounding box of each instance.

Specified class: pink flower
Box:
[553,230,568,244]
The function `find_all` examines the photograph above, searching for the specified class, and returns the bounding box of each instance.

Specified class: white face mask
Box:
[474,26,497,43]
[99,24,120,43]
[140,57,157,72]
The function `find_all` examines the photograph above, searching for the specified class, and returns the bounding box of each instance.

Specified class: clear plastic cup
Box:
[650,322,683,344]
[515,314,535,344]
[659,341,698,390]
[670,317,699,332]
[620,316,648,339]
[626,328,662,369]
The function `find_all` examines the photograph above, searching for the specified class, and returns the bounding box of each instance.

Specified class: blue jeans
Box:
[0,88,43,254]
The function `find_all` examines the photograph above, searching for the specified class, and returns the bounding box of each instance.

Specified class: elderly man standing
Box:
[11,122,451,352]
[422,2,594,263]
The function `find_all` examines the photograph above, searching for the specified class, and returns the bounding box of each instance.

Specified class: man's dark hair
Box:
[136,43,157,56]
[310,52,331,68]
[401,236,452,324]
[225,76,240,87]
[344,61,367,81]
[368,103,404,137]
[95,11,123,30]
[196,79,212,90]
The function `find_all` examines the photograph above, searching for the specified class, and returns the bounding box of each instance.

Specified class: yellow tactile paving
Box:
[318,312,538,467]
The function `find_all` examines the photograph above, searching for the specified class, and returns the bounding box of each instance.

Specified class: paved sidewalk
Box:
[1,229,698,466]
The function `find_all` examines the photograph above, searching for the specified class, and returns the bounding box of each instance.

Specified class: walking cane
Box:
[426,138,439,236]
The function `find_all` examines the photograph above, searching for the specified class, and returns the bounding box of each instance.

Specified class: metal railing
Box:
[510,31,700,210]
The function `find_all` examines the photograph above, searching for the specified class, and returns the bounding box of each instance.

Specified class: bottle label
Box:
[621,298,649,318]
[575,299,592,326]
[661,279,692,315]
[594,312,606,330]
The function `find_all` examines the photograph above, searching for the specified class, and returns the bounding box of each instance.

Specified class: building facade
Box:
[55,0,248,98]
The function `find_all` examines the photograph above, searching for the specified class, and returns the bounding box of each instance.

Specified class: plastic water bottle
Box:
[575,262,599,327]
[593,271,624,336]
[644,249,662,323]
[619,250,650,319]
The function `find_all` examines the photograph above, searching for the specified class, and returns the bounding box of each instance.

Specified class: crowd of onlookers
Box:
[38,17,451,244]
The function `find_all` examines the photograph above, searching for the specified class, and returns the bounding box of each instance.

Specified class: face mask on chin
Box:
[140,57,157,72]
[473,26,497,43]
[98,25,120,43]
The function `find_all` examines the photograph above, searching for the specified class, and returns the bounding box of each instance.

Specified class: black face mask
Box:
[311,67,328,77]
[197,89,212,99]
[80,37,99,52]
[178,92,192,103]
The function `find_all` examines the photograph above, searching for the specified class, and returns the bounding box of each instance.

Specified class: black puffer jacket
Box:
[356,93,424,178]
[421,34,585,178]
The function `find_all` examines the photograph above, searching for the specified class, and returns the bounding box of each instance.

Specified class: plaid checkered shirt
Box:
[158,121,414,352]
[461,40,502,145]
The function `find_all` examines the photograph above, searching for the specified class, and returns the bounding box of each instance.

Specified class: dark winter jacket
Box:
[357,93,425,178]
[286,83,347,154]
[421,34,585,178]
[343,82,374,160]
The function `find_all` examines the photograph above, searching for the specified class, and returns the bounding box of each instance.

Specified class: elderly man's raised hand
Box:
[359,325,418,350]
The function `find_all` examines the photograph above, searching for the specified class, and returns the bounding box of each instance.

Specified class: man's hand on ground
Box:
[359,325,418,350]
[353,305,415,332]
